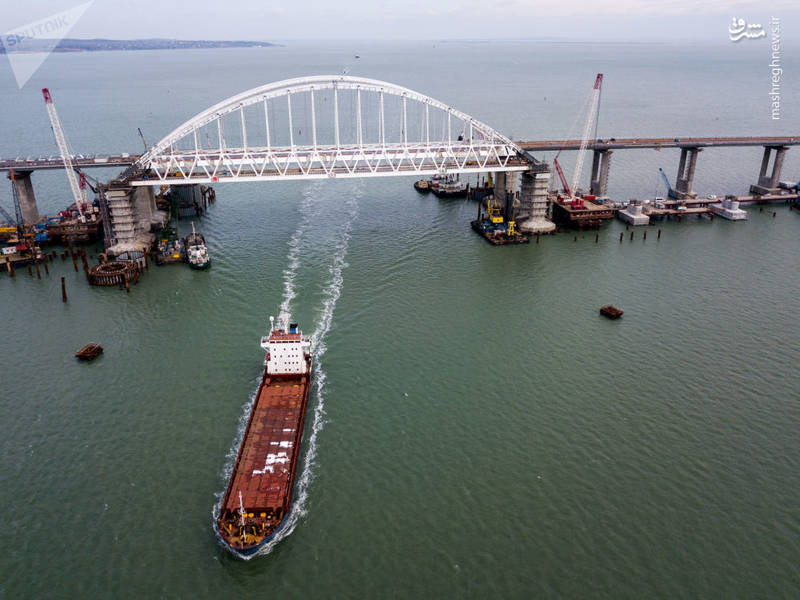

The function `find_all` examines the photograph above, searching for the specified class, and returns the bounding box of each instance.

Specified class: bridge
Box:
[123,75,533,187]
[3,75,798,253]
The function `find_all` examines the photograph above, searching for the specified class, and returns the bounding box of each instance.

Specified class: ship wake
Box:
[255,185,360,556]
[212,181,360,559]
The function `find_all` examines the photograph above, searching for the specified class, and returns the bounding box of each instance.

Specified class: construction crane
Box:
[42,88,84,217]
[551,74,603,200]
[658,168,674,197]
[553,156,571,197]
[570,73,603,198]
[1,170,29,240]
[137,127,149,153]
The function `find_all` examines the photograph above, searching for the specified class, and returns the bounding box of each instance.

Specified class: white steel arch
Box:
[130,75,529,185]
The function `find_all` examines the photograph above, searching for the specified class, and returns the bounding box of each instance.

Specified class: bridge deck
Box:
[3,137,797,173]
[518,136,800,151]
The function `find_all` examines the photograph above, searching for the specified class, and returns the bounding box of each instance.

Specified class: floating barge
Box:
[75,344,103,360]
[216,317,313,557]
[471,198,529,245]
[600,305,623,319]
[551,194,615,229]
[471,219,529,245]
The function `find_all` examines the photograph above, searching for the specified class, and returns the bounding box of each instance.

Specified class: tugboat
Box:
[216,316,313,557]
[184,222,210,269]
[413,179,430,193]
[431,176,468,198]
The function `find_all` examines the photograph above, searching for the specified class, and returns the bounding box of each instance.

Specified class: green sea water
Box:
[1,41,799,598]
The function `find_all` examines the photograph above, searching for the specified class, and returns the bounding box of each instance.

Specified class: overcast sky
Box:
[2,0,798,41]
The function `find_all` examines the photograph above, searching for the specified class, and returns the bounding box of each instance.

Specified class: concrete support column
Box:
[590,150,612,197]
[133,186,155,230]
[518,166,556,234]
[590,151,601,186]
[491,171,506,211]
[674,147,700,199]
[758,147,771,179]
[8,169,39,225]
[752,146,789,194]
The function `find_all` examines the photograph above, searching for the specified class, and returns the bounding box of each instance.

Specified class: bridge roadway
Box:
[0,154,137,172]
[1,137,798,173]
[517,136,800,151]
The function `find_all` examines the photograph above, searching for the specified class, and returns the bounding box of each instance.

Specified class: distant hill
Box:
[0,38,277,54]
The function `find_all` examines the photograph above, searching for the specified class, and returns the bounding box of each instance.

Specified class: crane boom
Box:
[553,157,571,196]
[42,88,84,217]
[569,74,603,198]
[658,168,673,195]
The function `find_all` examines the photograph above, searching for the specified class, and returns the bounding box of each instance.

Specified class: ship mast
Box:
[238,490,246,530]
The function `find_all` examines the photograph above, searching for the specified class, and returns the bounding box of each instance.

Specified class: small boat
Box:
[184,222,210,270]
[413,179,430,193]
[431,177,468,198]
[599,305,623,319]
[75,343,103,360]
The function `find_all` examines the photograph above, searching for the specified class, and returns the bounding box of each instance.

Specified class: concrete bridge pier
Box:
[493,171,519,222]
[517,165,556,234]
[104,185,156,257]
[751,146,788,195]
[7,169,39,224]
[589,149,612,197]
[673,147,701,199]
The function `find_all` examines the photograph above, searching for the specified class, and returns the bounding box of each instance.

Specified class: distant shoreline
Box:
[0,38,277,54]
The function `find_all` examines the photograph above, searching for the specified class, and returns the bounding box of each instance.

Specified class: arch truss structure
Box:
[130,75,531,186]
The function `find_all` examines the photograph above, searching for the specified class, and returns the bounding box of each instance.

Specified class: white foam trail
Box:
[278,182,322,327]
[254,188,360,556]
[213,182,361,560]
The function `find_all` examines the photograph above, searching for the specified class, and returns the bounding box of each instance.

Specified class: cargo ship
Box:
[216,316,313,556]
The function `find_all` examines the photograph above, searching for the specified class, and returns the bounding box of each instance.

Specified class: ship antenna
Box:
[269,315,274,332]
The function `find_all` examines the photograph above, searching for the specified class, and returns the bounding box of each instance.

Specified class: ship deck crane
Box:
[42,88,84,217]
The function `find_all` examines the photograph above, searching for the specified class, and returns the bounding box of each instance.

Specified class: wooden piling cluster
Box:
[87,261,140,288]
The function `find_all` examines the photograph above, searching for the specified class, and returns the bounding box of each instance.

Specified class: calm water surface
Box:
[1,41,799,598]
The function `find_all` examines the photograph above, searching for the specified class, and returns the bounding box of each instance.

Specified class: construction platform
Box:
[551,196,615,229]
[617,202,649,226]
[471,219,529,245]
